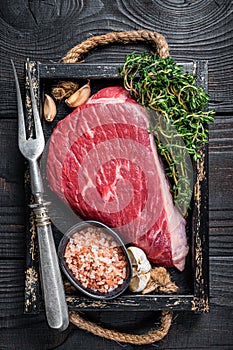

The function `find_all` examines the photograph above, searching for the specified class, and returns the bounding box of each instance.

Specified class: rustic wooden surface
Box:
[0,1,232,349]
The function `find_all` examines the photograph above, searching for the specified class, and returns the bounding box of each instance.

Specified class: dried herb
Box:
[121,53,215,214]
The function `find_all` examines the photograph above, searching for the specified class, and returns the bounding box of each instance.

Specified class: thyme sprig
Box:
[121,52,215,214]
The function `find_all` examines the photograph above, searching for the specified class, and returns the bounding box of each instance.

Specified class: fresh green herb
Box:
[121,52,215,214]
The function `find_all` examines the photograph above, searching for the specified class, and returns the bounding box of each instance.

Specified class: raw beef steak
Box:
[46,86,188,271]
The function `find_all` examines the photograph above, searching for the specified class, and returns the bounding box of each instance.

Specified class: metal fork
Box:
[11,59,69,331]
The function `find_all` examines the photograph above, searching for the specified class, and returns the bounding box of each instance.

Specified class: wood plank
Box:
[208,114,233,257]
[209,115,233,153]
[0,318,72,350]
[0,257,70,350]
[65,295,193,312]
[208,114,233,213]
[0,119,25,207]
[0,207,25,258]
[0,118,26,258]
[209,209,233,223]
[209,151,233,211]
[0,1,232,117]
[210,257,233,307]
[209,225,233,257]
[0,260,25,317]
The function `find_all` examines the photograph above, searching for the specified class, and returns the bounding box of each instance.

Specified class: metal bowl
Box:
[58,220,132,300]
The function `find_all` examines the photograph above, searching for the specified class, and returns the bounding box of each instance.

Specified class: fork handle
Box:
[29,159,44,197]
[33,205,69,331]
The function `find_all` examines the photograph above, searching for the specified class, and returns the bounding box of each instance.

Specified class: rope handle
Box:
[59,30,172,344]
[62,30,169,63]
[69,310,172,345]
[53,30,170,101]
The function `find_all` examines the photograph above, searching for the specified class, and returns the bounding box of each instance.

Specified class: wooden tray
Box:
[24,60,209,314]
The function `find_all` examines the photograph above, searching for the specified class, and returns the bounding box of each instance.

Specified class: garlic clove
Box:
[44,94,57,122]
[65,80,91,107]
[129,272,151,292]
[127,246,151,274]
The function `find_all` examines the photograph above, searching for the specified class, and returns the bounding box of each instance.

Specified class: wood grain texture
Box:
[0,0,232,349]
[0,1,232,113]
[0,207,25,258]
[0,119,25,205]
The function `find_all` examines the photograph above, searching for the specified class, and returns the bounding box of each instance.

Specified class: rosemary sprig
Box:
[121,52,215,214]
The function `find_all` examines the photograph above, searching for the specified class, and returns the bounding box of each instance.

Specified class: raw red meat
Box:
[46,86,188,271]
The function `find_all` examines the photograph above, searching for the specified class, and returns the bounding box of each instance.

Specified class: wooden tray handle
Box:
[52,30,170,101]
[69,310,173,345]
[61,30,169,63]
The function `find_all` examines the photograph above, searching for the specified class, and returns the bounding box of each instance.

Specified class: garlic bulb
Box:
[127,246,151,292]
[129,272,151,293]
[127,246,151,275]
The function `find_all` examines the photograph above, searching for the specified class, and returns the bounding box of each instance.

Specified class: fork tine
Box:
[26,60,45,145]
[11,59,27,143]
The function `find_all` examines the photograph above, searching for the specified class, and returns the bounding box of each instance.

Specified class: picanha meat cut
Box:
[46,86,189,271]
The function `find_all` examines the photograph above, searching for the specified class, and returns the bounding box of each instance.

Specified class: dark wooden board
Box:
[0,0,233,349]
[1,1,232,117]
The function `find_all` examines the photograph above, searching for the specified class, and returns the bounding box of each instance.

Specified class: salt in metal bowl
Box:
[58,220,132,300]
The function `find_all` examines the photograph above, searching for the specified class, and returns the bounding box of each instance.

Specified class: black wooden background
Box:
[0,1,232,349]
